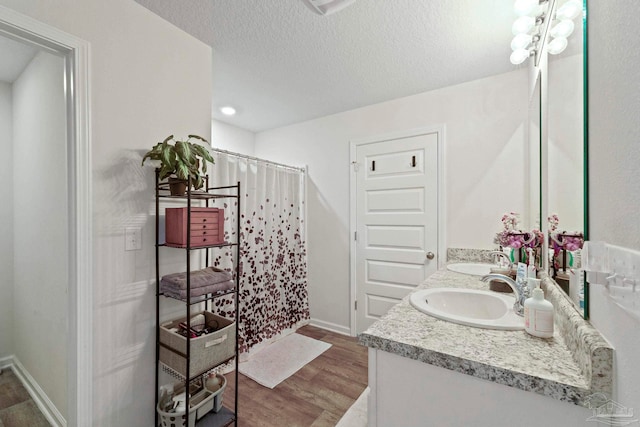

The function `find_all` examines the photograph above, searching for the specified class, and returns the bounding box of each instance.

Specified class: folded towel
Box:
[160,267,232,290]
[161,280,235,301]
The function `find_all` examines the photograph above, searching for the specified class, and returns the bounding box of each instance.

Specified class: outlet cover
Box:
[125,227,142,251]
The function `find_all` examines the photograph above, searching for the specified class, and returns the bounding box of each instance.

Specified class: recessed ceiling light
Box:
[220,106,236,116]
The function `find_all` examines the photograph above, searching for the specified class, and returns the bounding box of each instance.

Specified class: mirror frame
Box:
[582,0,590,318]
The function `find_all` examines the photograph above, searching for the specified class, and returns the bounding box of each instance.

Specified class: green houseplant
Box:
[142,134,214,195]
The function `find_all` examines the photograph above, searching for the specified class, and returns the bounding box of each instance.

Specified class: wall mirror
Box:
[528,73,541,233]
[542,0,588,317]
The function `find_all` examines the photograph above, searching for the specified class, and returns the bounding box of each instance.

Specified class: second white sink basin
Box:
[446,263,493,276]
[409,288,524,330]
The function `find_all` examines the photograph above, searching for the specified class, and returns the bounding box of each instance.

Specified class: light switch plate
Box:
[125,227,142,251]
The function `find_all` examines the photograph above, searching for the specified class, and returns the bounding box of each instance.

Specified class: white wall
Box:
[0,1,212,425]
[588,0,640,412]
[254,69,528,330]
[12,50,67,418]
[0,81,13,359]
[211,118,255,155]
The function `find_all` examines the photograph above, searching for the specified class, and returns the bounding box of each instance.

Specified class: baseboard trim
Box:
[0,355,13,370]
[2,356,66,427]
[309,318,352,336]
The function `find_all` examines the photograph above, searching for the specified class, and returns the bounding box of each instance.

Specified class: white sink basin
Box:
[409,288,524,330]
[446,262,493,276]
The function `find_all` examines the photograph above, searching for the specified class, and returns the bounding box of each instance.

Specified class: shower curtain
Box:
[208,151,309,356]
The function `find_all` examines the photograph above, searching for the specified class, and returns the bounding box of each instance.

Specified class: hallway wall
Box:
[0,81,13,360]
[12,49,68,420]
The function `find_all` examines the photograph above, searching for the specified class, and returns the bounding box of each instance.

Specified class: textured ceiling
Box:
[0,35,38,83]
[135,0,518,132]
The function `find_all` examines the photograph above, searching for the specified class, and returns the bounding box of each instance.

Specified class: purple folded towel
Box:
[161,280,234,301]
[160,267,232,290]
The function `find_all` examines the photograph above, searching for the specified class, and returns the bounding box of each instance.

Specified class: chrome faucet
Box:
[488,250,513,270]
[481,274,525,317]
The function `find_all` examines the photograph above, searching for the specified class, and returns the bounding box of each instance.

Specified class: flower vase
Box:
[508,247,521,264]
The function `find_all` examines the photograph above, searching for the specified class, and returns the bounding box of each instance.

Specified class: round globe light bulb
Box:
[511,34,534,50]
[547,37,568,55]
[512,16,536,35]
[514,0,539,16]
[510,48,531,65]
[556,0,582,20]
[550,19,575,38]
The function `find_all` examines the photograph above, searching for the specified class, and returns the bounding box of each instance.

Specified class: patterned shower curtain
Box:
[208,151,309,356]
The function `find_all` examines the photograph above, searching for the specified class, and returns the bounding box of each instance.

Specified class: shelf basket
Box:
[157,375,227,427]
[159,311,236,378]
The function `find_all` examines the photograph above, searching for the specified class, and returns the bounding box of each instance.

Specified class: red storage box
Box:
[165,207,225,247]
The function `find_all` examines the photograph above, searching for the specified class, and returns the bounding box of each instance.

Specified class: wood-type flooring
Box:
[223,325,368,427]
[0,369,50,427]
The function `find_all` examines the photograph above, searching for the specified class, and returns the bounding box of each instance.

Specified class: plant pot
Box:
[168,177,187,196]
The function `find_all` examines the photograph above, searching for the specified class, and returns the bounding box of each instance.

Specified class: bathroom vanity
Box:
[359,269,613,427]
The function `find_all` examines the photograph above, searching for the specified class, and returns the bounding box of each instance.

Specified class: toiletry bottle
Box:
[577,270,585,310]
[172,392,187,414]
[524,278,554,338]
[516,262,528,298]
[206,374,222,392]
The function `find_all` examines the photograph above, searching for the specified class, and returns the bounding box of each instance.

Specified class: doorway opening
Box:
[0,7,92,426]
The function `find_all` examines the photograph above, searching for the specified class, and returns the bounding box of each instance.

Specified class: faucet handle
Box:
[488,250,513,269]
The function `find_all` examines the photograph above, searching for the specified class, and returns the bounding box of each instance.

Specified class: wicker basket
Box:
[159,311,236,378]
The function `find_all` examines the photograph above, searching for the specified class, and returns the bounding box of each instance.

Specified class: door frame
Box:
[0,6,92,426]
[349,125,446,336]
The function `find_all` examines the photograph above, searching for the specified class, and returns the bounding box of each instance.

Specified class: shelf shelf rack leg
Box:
[185,176,192,427]
[154,169,160,427]
[235,181,241,425]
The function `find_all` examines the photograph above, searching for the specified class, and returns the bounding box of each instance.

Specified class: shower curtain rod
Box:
[210,147,306,173]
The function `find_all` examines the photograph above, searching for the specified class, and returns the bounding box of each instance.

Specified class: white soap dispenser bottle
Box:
[524,279,554,338]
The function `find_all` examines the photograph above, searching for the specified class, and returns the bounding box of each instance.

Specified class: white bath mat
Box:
[238,333,331,389]
[336,387,369,427]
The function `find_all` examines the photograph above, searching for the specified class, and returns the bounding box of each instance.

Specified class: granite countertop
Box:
[358,268,613,406]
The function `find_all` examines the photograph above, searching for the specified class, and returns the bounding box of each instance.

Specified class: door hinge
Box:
[355,300,358,310]
[354,231,357,241]
[351,161,359,172]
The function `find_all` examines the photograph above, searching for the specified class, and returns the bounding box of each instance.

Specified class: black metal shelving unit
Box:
[154,171,240,427]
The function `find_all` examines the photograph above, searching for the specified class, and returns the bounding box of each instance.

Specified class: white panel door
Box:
[355,133,439,333]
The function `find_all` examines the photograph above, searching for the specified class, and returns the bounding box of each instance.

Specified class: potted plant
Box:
[142,134,214,195]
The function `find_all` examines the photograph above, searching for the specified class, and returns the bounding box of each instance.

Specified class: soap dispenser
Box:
[524,278,554,338]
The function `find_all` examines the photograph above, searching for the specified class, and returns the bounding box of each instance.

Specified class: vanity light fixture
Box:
[511,33,535,50]
[547,36,568,55]
[512,16,536,35]
[510,48,535,65]
[547,0,582,56]
[510,0,548,65]
[556,0,582,20]
[549,19,575,39]
[513,0,541,17]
